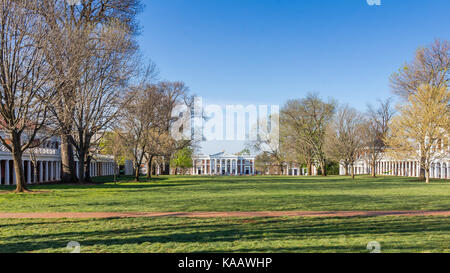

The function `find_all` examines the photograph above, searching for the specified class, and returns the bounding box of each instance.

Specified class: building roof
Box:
[195,151,255,159]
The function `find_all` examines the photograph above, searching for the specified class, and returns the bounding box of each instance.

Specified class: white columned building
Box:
[0,136,117,186]
[192,151,256,176]
[339,153,450,180]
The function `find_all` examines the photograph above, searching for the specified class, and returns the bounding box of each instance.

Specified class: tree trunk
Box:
[84,155,92,183]
[78,152,85,183]
[12,150,28,193]
[351,164,355,180]
[146,155,153,178]
[344,163,349,176]
[33,160,38,184]
[134,163,140,181]
[307,162,312,176]
[321,160,327,176]
[371,161,376,177]
[419,156,426,181]
[113,156,118,184]
[61,134,77,183]
[425,169,430,184]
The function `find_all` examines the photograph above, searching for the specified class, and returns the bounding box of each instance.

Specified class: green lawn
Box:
[0,175,449,212]
[1,175,449,253]
[0,216,448,253]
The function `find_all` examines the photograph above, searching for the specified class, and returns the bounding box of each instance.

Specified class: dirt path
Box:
[0,210,449,219]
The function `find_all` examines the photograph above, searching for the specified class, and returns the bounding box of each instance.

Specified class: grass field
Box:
[0,175,449,212]
[0,175,448,253]
[0,216,448,253]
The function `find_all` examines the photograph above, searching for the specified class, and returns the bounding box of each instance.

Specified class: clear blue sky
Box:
[137,0,450,111]
[137,0,449,154]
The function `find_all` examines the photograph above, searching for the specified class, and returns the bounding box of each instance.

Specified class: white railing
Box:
[0,144,59,155]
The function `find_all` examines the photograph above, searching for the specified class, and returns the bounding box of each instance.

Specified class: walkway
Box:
[0,210,449,219]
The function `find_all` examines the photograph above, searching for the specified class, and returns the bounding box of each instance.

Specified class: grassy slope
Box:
[0,216,448,253]
[0,175,449,212]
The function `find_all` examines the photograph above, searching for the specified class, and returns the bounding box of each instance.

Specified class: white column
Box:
[234,160,237,175]
[441,162,445,179]
[39,161,43,182]
[44,161,49,182]
[49,161,53,180]
[5,160,10,185]
[252,160,255,175]
[27,161,31,184]
[209,160,212,175]
[240,159,243,175]
[225,159,228,174]
[447,162,450,179]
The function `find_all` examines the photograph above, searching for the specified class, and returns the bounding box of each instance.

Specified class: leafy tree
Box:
[99,132,126,183]
[390,39,449,180]
[385,84,449,183]
[170,147,193,175]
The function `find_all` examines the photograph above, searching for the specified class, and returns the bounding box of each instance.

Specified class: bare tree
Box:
[325,105,365,179]
[119,84,163,181]
[391,39,449,99]
[281,94,336,176]
[66,19,136,183]
[0,0,56,193]
[363,99,395,177]
[41,0,142,183]
[281,114,314,175]
[145,81,194,176]
[247,114,286,174]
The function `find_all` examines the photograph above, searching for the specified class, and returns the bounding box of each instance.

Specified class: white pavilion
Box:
[192,151,256,175]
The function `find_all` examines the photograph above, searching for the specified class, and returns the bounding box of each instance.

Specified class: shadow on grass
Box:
[1,216,448,253]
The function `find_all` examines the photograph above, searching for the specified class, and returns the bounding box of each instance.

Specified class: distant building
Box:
[192,151,256,175]
[0,136,115,186]
[340,154,450,179]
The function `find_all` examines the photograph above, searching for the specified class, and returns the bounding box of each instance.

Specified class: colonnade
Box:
[0,159,117,185]
[74,161,116,178]
[0,159,61,185]
[193,158,255,175]
[342,160,450,179]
